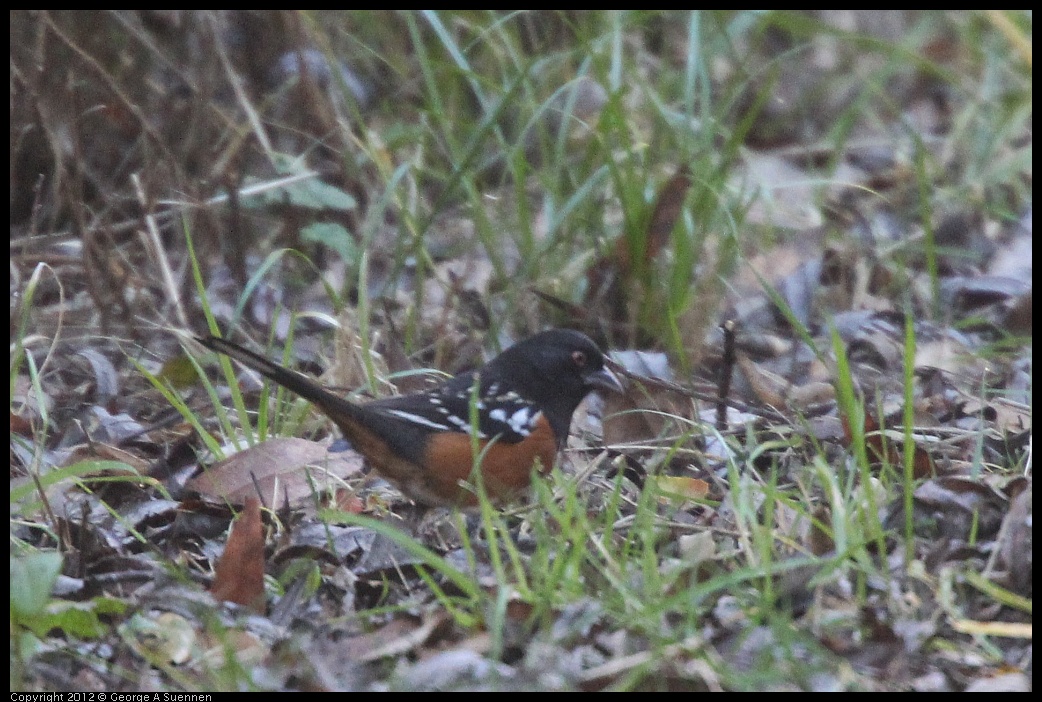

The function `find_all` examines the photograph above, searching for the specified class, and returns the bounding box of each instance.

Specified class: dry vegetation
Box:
[11,10,1032,691]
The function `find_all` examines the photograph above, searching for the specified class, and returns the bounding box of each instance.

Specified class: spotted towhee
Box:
[197,329,622,506]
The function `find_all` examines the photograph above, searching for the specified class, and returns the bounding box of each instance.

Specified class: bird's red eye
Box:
[571,350,587,368]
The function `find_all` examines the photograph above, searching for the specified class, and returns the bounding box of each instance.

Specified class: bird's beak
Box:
[584,366,625,395]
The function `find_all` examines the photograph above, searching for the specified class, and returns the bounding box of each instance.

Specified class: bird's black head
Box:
[485,329,622,438]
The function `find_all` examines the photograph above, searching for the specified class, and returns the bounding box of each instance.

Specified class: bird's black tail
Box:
[196,336,363,421]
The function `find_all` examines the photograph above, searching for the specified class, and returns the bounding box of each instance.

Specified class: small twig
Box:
[717,319,736,432]
[132,173,189,328]
[209,14,276,164]
[606,357,790,424]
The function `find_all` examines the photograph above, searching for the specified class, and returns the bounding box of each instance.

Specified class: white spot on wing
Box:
[507,407,539,436]
[488,406,540,437]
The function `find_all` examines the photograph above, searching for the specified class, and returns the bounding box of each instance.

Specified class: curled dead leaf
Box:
[210,497,266,611]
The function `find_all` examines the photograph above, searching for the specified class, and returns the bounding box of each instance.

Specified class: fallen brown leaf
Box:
[188,437,365,507]
[210,496,266,611]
